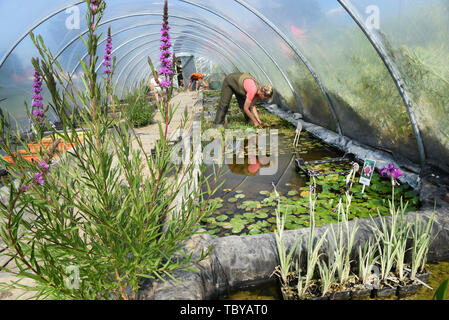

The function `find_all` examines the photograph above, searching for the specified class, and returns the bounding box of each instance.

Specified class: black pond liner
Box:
[137,104,449,300]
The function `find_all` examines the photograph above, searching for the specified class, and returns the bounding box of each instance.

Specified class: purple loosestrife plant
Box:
[32,63,45,123]
[0,0,220,300]
[159,1,173,91]
[103,27,112,79]
[90,0,101,14]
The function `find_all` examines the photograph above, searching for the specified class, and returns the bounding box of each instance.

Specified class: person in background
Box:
[188,72,209,92]
[150,77,162,109]
[214,72,273,128]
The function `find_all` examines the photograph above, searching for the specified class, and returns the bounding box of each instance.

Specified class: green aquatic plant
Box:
[329,197,358,286]
[410,211,435,280]
[395,217,412,281]
[358,239,379,287]
[326,165,359,286]
[295,180,329,298]
[433,279,449,300]
[371,201,406,282]
[272,186,302,288]
[317,258,337,297]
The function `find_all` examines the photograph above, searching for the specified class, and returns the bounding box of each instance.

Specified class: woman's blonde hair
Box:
[261,85,273,98]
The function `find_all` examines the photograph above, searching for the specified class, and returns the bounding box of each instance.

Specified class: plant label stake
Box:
[359,159,376,193]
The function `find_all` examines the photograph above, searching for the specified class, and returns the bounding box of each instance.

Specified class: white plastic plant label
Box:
[359,159,376,186]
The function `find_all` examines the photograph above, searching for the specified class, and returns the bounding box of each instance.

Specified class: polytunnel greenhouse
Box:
[0,0,448,303]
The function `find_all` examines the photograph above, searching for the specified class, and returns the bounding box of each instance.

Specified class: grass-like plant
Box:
[272,186,302,288]
[329,195,358,286]
[0,0,220,300]
[410,211,435,280]
[317,254,336,297]
[371,165,410,283]
[274,162,435,299]
[295,178,329,298]
[358,239,379,287]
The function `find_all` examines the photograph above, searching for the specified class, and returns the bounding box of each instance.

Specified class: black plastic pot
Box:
[329,291,352,300]
[396,272,430,298]
[350,288,372,299]
[282,272,431,300]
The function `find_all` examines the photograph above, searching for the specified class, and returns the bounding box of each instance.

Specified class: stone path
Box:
[0,91,203,300]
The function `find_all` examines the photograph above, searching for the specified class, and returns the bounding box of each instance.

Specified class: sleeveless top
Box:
[226,73,258,96]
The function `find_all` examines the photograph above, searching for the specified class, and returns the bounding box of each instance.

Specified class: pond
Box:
[199,90,419,238]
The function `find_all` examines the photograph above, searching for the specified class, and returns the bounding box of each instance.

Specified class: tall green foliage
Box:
[0,0,219,300]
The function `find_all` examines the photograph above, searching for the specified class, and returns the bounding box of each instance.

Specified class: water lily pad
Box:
[242,200,261,210]
[287,190,298,196]
[256,211,268,219]
[216,215,229,222]
[259,190,271,196]
[235,193,246,199]
[232,225,245,234]
[207,228,220,235]
[221,222,233,229]
[235,190,243,194]
[202,217,216,224]
[247,224,261,231]
[256,220,270,228]
[228,197,238,203]
[243,212,256,219]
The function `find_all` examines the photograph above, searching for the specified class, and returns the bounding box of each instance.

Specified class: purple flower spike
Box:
[39,160,49,170]
[90,0,102,15]
[31,63,45,124]
[103,27,113,80]
[158,0,173,90]
[34,172,44,185]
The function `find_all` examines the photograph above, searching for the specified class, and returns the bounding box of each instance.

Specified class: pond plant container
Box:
[280,271,430,301]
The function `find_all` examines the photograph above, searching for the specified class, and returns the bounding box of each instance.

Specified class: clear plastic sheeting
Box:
[347,0,449,172]
[0,0,448,173]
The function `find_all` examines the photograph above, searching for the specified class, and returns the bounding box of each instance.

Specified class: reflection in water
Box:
[200,133,343,237]
[227,154,273,177]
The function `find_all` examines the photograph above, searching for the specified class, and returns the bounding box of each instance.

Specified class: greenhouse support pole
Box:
[338,0,426,166]
[67,14,272,87]
[121,40,240,94]
[131,46,237,91]
[117,35,243,94]
[0,1,84,70]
